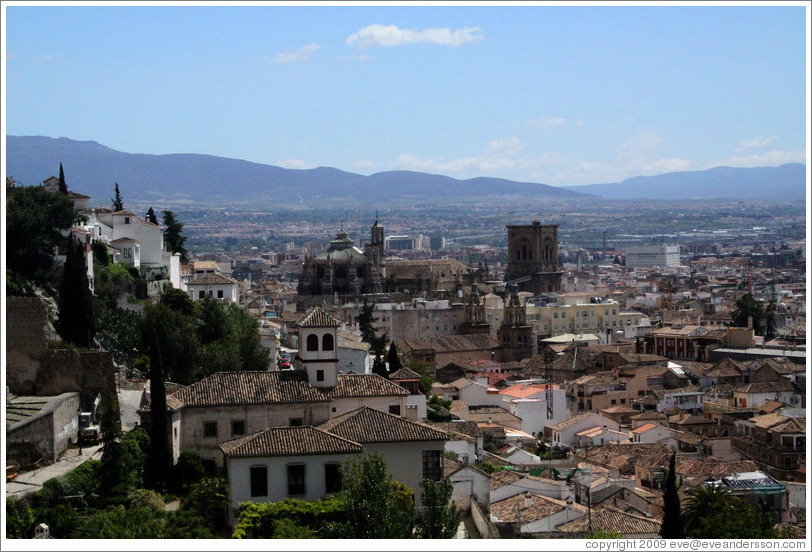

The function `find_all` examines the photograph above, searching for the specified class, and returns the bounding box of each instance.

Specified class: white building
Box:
[498,383,568,438]
[185,272,239,303]
[625,245,681,268]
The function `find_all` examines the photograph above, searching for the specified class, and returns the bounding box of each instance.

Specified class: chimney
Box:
[747,316,753,330]
[524,492,533,508]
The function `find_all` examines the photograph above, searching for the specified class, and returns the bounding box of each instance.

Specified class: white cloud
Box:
[529,116,567,129]
[277,159,314,170]
[394,138,562,179]
[272,43,320,63]
[737,135,778,150]
[715,149,806,168]
[347,24,483,49]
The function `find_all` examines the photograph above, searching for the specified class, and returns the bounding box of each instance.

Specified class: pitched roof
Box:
[549,411,611,432]
[556,507,661,535]
[171,371,330,407]
[322,373,409,399]
[490,469,523,489]
[631,422,662,434]
[317,406,450,444]
[388,367,422,381]
[499,383,554,399]
[219,426,364,458]
[734,380,795,394]
[491,493,587,525]
[297,306,342,327]
[186,272,238,286]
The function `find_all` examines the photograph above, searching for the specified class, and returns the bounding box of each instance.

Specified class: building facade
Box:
[505,221,563,295]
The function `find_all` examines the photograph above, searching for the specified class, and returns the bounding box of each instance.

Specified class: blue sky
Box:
[2,2,809,187]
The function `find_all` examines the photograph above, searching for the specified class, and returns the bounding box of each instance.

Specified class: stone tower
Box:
[294,307,341,388]
[364,217,385,294]
[505,221,563,295]
[498,284,533,362]
[458,283,491,335]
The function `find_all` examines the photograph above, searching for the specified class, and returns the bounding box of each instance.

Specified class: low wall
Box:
[470,499,500,539]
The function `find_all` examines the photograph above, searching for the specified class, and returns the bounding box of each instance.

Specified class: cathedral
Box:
[505,220,563,295]
[297,218,385,295]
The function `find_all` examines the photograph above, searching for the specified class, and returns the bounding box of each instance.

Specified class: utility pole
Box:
[543,347,555,419]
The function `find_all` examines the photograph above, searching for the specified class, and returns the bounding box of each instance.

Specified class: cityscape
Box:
[3,2,808,549]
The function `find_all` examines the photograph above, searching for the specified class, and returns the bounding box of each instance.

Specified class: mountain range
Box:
[5,135,806,208]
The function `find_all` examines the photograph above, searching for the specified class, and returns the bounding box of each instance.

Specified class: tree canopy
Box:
[56,237,96,348]
[162,210,188,262]
[112,182,124,211]
[6,184,76,291]
[659,452,683,539]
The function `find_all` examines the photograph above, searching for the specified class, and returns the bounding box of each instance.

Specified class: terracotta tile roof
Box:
[549,411,610,432]
[219,426,364,458]
[171,371,329,407]
[322,373,409,399]
[428,420,483,439]
[631,422,660,434]
[577,443,670,470]
[317,406,450,444]
[388,367,422,381]
[489,469,523,489]
[399,334,499,354]
[297,306,343,327]
[499,383,554,399]
[491,493,587,524]
[630,410,667,421]
[186,272,238,285]
[734,380,795,394]
[556,507,661,535]
[462,407,522,426]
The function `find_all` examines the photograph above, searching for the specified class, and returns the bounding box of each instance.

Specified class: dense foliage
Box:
[56,237,96,348]
[6,183,76,293]
[660,453,684,539]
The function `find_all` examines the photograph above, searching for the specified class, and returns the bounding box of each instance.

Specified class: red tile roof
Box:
[219,426,364,457]
[318,406,449,444]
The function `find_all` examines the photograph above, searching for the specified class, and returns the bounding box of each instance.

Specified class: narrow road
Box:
[6,443,102,500]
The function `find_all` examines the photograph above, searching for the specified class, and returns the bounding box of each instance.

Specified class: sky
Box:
[2,1,809,187]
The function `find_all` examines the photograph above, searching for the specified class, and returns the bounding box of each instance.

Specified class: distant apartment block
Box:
[625,245,681,268]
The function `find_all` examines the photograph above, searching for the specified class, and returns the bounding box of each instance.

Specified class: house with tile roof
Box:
[184,272,239,303]
[444,458,491,509]
[490,492,587,536]
[629,422,680,447]
[317,406,450,507]
[489,469,569,503]
[498,382,568,438]
[220,426,364,522]
[545,411,620,450]
[555,506,662,537]
[732,412,806,480]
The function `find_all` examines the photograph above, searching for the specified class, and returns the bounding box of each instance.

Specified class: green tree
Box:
[765,299,777,340]
[683,482,735,535]
[226,303,269,371]
[415,477,460,539]
[145,206,158,225]
[162,210,189,262]
[182,477,229,528]
[358,299,388,355]
[161,286,196,316]
[170,450,206,494]
[660,452,684,539]
[198,296,230,344]
[6,184,76,290]
[6,498,36,538]
[98,386,127,503]
[95,306,143,376]
[691,499,777,539]
[730,293,766,335]
[372,353,388,379]
[333,453,415,538]
[56,237,96,348]
[112,182,124,211]
[58,163,68,194]
[387,341,403,375]
[141,303,171,491]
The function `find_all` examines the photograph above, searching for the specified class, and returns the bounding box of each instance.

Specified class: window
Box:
[204,421,217,438]
[198,291,205,299]
[289,418,303,427]
[322,334,334,351]
[325,463,341,493]
[250,466,268,497]
[287,464,306,495]
[232,420,245,436]
[389,405,401,416]
[422,450,442,481]
[307,334,319,351]
[316,369,325,382]
[217,289,224,299]
[124,217,131,224]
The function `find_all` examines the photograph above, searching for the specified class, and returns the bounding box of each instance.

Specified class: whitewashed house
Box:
[545,411,620,450]
[185,272,239,303]
[499,382,568,438]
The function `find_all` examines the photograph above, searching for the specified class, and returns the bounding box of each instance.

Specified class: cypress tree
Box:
[112,182,124,211]
[145,206,158,225]
[56,237,96,348]
[660,452,684,538]
[58,163,68,194]
[387,341,402,375]
[142,304,170,491]
[99,386,127,502]
[162,210,188,262]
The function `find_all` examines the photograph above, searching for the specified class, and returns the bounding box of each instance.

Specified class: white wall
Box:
[226,452,358,524]
[448,466,491,509]
[363,441,446,509]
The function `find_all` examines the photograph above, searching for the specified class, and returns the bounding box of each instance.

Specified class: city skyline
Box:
[3,1,809,187]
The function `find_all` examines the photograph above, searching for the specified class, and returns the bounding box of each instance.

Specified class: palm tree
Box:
[683,482,735,536]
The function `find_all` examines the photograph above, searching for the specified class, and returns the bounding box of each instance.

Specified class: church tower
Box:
[459,283,491,335]
[498,284,533,362]
[294,307,341,388]
[364,216,385,294]
[506,221,563,295]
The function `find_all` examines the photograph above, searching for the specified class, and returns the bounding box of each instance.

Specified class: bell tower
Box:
[497,284,533,362]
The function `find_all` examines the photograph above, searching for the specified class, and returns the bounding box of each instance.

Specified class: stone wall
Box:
[6,296,116,409]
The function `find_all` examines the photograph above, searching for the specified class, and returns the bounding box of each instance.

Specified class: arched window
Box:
[322,334,334,351]
[307,334,319,351]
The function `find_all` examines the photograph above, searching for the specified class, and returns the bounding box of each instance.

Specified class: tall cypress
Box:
[112,182,124,211]
[58,163,68,194]
[99,386,127,501]
[660,452,685,538]
[142,304,170,491]
[145,206,158,225]
[56,237,96,348]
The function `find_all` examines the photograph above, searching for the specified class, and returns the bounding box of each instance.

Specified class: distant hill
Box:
[5,136,587,208]
[562,164,806,201]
